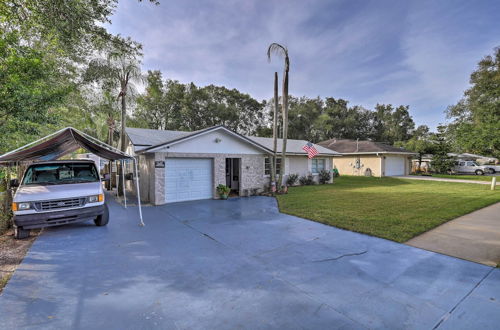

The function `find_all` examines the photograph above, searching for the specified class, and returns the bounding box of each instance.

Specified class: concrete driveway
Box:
[0,196,499,329]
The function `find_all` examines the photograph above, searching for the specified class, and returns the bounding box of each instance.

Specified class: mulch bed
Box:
[0,229,40,294]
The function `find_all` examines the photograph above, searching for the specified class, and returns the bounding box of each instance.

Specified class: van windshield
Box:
[22,163,100,185]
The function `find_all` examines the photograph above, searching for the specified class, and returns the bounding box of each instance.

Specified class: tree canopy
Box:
[447,47,500,158]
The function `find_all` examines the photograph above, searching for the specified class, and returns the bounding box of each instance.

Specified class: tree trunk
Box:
[106,124,113,191]
[277,66,289,190]
[271,72,279,192]
[118,94,126,196]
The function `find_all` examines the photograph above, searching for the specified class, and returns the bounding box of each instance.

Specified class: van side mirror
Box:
[10,179,19,188]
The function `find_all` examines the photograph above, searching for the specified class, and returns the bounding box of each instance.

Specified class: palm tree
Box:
[86,51,143,195]
[270,72,279,192]
[267,43,290,190]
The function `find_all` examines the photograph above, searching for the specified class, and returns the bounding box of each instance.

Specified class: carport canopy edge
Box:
[0,127,144,226]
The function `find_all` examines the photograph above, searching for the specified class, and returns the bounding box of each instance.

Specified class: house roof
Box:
[318,139,416,155]
[126,127,196,151]
[246,136,339,156]
[126,126,339,156]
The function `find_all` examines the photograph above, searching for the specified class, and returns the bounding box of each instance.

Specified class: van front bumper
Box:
[14,205,105,229]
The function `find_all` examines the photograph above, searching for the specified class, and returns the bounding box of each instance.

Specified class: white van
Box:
[11,160,109,239]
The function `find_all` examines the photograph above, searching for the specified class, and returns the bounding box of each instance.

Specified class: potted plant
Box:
[216,184,231,200]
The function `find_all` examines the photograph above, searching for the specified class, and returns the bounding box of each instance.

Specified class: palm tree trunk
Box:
[277,67,289,190]
[118,93,126,196]
[271,72,278,192]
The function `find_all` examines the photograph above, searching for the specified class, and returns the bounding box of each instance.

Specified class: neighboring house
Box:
[318,139,416,177]
[411,154,433,173]
[75,153,106,171]
[125,126,339,205]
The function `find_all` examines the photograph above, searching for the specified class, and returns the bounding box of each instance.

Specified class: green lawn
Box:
[429,174,496,182]
[276,176,500,243]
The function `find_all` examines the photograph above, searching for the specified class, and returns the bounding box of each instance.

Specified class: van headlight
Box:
[88,194,104,203]
[14,202,31,211]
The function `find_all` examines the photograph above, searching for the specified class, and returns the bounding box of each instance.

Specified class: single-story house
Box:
[317,139,417,177]
[125,126,339,205]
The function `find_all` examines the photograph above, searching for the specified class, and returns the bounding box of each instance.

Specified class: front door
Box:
[225,158,240,193]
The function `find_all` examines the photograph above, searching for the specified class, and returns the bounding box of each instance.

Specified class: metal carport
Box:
[0,127,144,226]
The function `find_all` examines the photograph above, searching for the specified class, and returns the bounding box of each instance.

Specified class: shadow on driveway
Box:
[0,195,498,329]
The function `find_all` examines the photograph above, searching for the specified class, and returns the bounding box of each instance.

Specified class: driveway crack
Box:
[432,267,495,329]
[312,250,367,262]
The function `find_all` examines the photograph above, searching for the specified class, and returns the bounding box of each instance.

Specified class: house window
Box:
[265,157,282,175]
[312,159,325,173]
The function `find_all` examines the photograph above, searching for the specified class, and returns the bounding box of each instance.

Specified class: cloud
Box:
[106,0,500,129]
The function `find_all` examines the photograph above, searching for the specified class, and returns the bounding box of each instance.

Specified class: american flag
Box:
[302,142,318,159]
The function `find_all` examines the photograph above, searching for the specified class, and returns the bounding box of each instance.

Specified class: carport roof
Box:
[0,127,133,165]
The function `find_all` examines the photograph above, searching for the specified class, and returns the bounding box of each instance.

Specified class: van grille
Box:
[34,198,86,211]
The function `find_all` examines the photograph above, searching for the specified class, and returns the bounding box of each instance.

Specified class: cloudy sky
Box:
[106,0,500,129]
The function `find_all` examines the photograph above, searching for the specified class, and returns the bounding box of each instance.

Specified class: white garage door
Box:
[385,156,406,176]
[165,158,213,203]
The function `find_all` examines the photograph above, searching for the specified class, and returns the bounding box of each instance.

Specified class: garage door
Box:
[165,158,213,203]
[385,156,406,176]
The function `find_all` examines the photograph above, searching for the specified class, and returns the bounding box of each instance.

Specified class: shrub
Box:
[318,170,331,184]
[286,173,299,186]
[216,184,230,195]
[0,192,12,234]
[299,174,315,185]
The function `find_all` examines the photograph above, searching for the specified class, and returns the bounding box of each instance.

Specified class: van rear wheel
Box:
[14,227,30,239]
[94,204,109,226]
[475,169,485,175]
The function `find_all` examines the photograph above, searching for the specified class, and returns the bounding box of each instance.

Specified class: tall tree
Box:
[268,43,290,190]
[85,50,143,152]
[133,77,266,135]
[85,47,143,195]
[447,47,500,158]
[395,125,434,172]
[271,72,279,191]
[0,31,71,154]
[429,125,455,174]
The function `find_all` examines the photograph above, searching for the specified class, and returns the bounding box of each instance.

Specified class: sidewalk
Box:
[406,202,500,266]
[395,175,499,185]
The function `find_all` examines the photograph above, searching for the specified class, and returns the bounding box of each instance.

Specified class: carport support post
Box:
[133,158,144,226]
[121,160,127,208]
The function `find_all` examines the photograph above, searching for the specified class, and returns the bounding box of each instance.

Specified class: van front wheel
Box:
[475,169,485,176]
[94,204,109,226]
[14,227,30,239]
